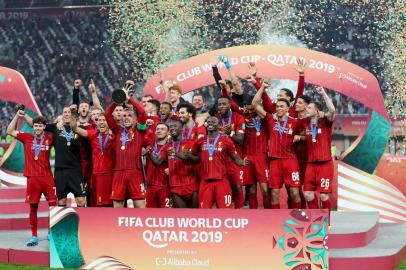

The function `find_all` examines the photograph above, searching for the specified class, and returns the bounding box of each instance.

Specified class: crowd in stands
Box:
[0,5,378,138]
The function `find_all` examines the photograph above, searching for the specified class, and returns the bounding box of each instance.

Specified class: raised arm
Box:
[23,113,33,127]
[104,102,119,132]
[72,79,81,110]
[252,81,269,118]
[89,79,104,112]
[128,97,146,125]
[7,110,24,137]
[70,115,88,137]
[316,86,335,121]
[292,58,306,106]
[210,58,223,90]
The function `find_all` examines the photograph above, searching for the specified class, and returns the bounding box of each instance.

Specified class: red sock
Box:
[48,201,57,207]
[271,203,280,209]
[307,198,319,209]
[299,189,307,209]
[291,201,301,209]
[262,193,271,209]
[234,190,244,209]
[248,193,258,209]
[321,198,332,211]
[29,204,39,237]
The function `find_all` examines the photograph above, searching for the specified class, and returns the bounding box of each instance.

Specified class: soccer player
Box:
[249,59,306,117]
[7,110,57,246]
[105,92,147,208]
[70,114,116,207]
[148,120,198,208]
[24,106,87,207]
[216,95,246,208]
[303,86,336,211]
[141,94,154,109]
[294,94,312,208]
[144,123,172,208]
[190,116,249,208]
[252,81,303,209]
[112,105,124,124]
[177,102,206,141]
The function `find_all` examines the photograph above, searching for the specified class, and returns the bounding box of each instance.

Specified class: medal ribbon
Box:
[182,121,195,141]
[153,141,164,157]
[33,135,45,158]
[207,133,221,159]
[221,110,232,127]
[276,116,288,137]
[62,126,73,144]
[121,128,128,148]
[310,120,318,142]
[172,141,181,160]
[98,133,109,152]
[251,116,261,133]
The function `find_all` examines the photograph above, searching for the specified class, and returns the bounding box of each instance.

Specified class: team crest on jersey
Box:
[231,123,235,130]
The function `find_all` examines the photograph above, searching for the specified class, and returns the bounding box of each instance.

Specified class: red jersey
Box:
[105,102,146,171]
[146,115,160,139]
[79,123,93,165]
[192,135,237,181]
[243,114,268,155]
[182,122,206,142]
[87,129,116,173]
[304,117,333,162]
[255,76,304,118]
[16,132,53,177]
[264,113,303,159]
[217,110,245,156]
[161,139,196,187]
[145,139,170,187]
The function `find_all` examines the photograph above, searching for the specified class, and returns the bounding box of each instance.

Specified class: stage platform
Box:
[0,187,405,269]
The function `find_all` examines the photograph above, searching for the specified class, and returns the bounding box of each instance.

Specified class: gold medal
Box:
[209,156,213,161]
[312,138,316,143]
[34,156,38,161]
[256,132,260,136]
[121,145,125,150]
[67,141,71,146]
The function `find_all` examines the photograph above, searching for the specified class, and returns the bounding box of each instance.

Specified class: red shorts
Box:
[26,176,57,204]
[170,183,198,200]
[199,178,232,209]
[227,162,244,186]
[304,161,334,193]
[111,169,145,201]
[269,158,301,189]
[146,185,172,208]
[243,153,269,185]
[297,157,308,183]
[92,172,113,206]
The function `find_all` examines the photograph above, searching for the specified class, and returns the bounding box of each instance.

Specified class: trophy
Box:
[15,104,25,112]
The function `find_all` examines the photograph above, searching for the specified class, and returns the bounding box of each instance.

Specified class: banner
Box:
[144,44,389,121]
[50,207,329,269]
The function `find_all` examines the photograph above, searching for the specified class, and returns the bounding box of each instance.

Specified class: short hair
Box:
[170,84,182,94]
[161,101,173,110]
[156,122,169,130]
[192,93,204,102]
[147,99,161,111]
[143,94,153,99]
[177,102,197,119]
[277,98,290,107]
[33,116,47,125]
[280,88,294,102]
[218,95,231,102]
[79,101,90,106]
[298,95,312,104]
[170,119,182,126]
[310,101,323,111]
